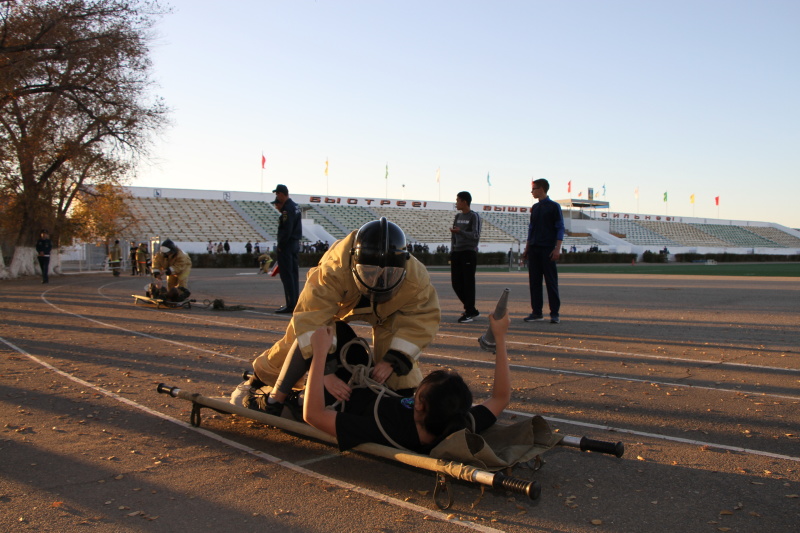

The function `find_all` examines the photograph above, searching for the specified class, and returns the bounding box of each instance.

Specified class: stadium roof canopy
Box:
[555,198,610,210]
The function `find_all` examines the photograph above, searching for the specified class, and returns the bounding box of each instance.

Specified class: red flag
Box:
[715,196,720,206]
[261,154,266,169]
[568,180,572,193]
[578,191,583,197]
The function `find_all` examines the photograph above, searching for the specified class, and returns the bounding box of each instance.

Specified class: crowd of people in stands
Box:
[407,242,430,254]
[206,240,231,254]
[303,240,329,253]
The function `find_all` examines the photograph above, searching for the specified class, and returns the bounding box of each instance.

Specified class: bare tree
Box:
[0,0,168,279]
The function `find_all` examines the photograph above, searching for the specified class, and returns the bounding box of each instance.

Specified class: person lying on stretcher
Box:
[242,312,511,454]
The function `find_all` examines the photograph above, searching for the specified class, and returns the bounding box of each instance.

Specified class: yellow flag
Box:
[325,158,329,177]
[436,167,440,183]
[690,194,695,204]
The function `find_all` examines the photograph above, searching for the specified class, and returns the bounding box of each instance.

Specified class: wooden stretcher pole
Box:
[156,383,541,500]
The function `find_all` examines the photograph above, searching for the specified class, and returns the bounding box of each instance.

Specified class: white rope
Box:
[330,337,409,451]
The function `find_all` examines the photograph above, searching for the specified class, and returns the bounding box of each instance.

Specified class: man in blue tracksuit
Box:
[271,184,302,313]
[523,179,564,324]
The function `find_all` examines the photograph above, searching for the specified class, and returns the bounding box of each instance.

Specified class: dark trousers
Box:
[273,321,369,404]
[277,240,300,310]
[450,250,478,314]
[38,256,50,283]
[527,247,560,317]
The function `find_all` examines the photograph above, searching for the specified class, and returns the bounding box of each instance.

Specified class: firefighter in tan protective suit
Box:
[233,218,440,409]
[151,238,192,294]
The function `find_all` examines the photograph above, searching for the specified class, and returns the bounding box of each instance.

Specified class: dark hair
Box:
[456,191,472,205]
[417,370,473,444]
[532,178,550,194]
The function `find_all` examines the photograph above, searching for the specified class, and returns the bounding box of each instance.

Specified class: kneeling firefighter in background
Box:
[147,239,192,302]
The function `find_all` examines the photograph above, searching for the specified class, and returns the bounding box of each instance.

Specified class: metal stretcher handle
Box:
[493,472,541,500]
[157,383,180,397]
[156,382,544,501]
[559,435,625,458]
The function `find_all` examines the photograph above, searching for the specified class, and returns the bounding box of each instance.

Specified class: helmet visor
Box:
[353,265,406,297]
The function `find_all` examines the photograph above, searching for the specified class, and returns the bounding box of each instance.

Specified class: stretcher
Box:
[133,294,195,309]
[155,288,624,508]
[156,381,623,509]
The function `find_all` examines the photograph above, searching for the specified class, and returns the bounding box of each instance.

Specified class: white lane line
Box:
[430,353,800,402]
[95,284,796,376]
[37,287,800,463]
[41,291,252,363]
[0,335,504,533]
[93,283,286,334]
[46,288,800,403]
[436,332,799,373]
[516,411,800,463]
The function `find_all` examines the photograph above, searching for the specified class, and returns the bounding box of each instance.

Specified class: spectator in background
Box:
[130,241,138,275]
[135,242,149,275]
[35,229,52,284]
[449,191,482,323]
[245,241,253,254]
[224,239,230,253]
[108,239,122,276]
[271,184,302,314]
[207,241,214,254]
[522,179,564,324]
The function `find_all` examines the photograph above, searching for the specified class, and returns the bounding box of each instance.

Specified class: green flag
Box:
[663,191,668,202]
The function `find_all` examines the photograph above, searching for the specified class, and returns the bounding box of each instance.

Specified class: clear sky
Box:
[134,0,800,228]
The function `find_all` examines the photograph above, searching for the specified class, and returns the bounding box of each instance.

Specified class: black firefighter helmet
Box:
[160,238,177,255]
[351,217,409,303]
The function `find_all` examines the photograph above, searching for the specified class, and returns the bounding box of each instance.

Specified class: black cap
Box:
[272,184,288,195]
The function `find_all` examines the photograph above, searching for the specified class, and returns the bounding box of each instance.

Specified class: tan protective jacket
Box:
[152,249,192,289]
[253,231,440,391]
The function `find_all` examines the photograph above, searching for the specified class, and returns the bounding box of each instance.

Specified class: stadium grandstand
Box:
[114,186,800,258]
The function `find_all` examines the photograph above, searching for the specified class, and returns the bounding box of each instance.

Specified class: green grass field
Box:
[555,262,800,277]
[464,262,800,277]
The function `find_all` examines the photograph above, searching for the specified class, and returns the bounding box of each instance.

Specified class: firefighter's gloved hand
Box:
[383,349,413,377]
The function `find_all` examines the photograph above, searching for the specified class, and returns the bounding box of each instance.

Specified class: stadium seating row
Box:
[121,197,800,251]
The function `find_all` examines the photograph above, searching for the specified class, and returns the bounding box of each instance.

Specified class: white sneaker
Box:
[230,379,254,407]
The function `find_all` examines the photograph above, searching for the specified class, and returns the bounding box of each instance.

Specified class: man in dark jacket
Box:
[522,179,565,324]
[271,184,302,313]
[35,230,52,283]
